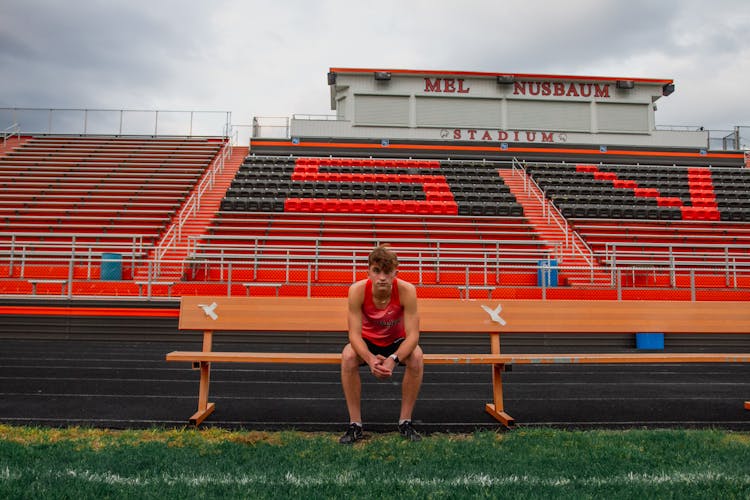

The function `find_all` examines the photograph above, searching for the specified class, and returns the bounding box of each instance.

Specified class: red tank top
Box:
[361,278,405,347]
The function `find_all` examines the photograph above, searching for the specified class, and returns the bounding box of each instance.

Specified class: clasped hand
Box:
[370,354,394,379]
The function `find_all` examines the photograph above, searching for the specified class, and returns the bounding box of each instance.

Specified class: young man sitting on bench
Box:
[339,244,424,444]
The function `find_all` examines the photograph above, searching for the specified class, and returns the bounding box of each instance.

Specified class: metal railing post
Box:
[87,248,92,280]
[253,238,259,280]
[227,262,233,297]
[20,246,26,278]
[287,250,291,284]
[67,257,74,299]
[352,252,357,283]
[435,244,441,283]
[418,252,423,285]
[483,252,488,285]
[9,234,15,277]
[307,263,312,298]
[669,248,676,288]
[146,261,153,299]
[690,269,696,302]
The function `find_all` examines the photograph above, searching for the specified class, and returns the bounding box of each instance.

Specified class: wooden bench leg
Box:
[189,360,215,426]
[485,363,515,427]
[485,333,514,427]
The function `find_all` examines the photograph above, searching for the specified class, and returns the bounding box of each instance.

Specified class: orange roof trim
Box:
[329,67,674,85]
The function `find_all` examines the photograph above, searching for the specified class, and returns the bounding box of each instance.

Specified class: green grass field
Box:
[1,425,749,499]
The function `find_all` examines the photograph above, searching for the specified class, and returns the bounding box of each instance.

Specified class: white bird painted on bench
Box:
[198,302,218,320]
[481,304,506,326]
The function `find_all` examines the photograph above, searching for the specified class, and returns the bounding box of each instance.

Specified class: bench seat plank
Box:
[167,351,750,365]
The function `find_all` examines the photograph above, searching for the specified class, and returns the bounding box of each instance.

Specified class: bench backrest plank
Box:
[179,296,750,334]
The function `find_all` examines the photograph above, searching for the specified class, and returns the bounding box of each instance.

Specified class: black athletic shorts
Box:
[361,337,405,364]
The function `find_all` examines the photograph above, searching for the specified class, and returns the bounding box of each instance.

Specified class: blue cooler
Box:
[101,253,123,281]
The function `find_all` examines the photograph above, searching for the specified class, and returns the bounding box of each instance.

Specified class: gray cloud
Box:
[1,0,749,134]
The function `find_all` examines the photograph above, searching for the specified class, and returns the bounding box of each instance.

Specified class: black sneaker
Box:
[398,420,422,442]
[339,423,363,444]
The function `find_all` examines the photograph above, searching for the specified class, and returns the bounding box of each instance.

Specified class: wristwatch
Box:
[389,353,399,363]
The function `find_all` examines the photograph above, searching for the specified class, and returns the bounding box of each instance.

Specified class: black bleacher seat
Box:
[246,199,260,211]
[482,203,498,216]
[232,198,247,211]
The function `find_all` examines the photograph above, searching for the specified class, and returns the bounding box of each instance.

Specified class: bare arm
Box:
[390,279,420,363]
[347,280,378,367]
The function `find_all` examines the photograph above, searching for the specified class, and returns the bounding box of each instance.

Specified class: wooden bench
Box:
[167,297,750,427]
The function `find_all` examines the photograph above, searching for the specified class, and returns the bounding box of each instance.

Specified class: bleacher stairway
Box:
[0,136,29,154]
[137,146,248,280]
[498,168,611,287]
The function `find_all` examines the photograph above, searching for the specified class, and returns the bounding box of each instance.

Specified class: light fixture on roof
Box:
[374,71,391,81]
[662,83,675,96]
[616,80,635,89]
[496,75,515,84]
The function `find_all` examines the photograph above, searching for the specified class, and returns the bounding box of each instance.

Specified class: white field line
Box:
[2,467,750,488]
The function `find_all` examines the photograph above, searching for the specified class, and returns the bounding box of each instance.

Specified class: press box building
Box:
[289,67,705,149]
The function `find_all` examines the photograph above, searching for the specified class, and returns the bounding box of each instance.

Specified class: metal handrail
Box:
[181,249,553,287]
[510,157,595,267]
[187,233,556,255]
[2,254,749,301]
[1,123,20,145]
[154,139,232,269]
[1,107,231,137]
[601,241,750,288]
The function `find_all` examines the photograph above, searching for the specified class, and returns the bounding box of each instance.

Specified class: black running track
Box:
[2,338,749,433]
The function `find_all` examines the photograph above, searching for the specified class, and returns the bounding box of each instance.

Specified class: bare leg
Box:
[399,345,424,421]
[341,343,363,423]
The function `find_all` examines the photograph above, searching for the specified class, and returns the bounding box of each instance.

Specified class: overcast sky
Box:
[1,0,749,137]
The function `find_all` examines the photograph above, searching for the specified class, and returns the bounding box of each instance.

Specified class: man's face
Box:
[368,265,397,291]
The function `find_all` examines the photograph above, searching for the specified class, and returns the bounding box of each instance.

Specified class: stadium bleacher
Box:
[0,136,225,292]
[0,137,748,300]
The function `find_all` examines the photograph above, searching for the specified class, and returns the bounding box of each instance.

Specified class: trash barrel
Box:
[101,253,123,281]
[537,259,558,287]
